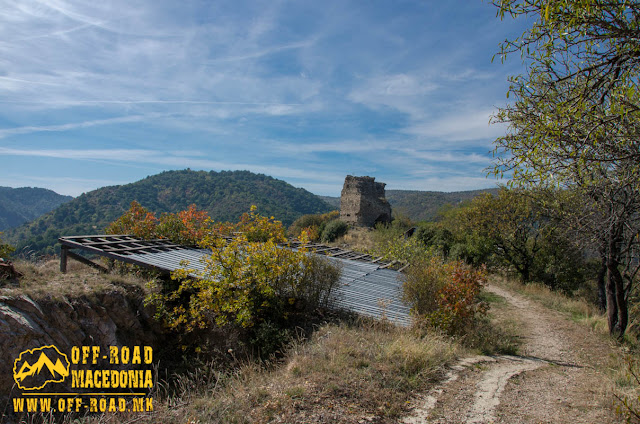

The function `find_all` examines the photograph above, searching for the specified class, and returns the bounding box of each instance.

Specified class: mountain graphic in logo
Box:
[13,345,70,390]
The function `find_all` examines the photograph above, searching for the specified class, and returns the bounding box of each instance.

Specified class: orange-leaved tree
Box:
[403,257,487,335]
[106,201,212,246]
[106,201,158,240]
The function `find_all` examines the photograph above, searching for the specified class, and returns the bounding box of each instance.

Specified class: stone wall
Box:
[340,175,392,227]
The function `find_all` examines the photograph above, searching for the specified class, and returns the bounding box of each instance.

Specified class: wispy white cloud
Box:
[397,148,491,164]
[206,40,316,64]
[0,147,343,187]
[385,176,499,193]
[0,115,154,138]
[0,75,62,87]
[0,147,158,160]
[269,139,392,155]
[404,109,507,142]
[11,23,94,42]
[0,0,523,197]
[348,73,438,120]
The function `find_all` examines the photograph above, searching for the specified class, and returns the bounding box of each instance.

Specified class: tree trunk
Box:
[606,268,618,335]
[597,255,607,312]
[610,264,628,339]
[522,263,530,283]
[606,227,628,339]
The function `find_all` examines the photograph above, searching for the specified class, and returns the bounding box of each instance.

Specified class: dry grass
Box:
[611,354,640,423]
[54,321,456,424]
[334,227,376,252]
[3,254,459,424]
[0,258,149,300]
[464,289,522,356]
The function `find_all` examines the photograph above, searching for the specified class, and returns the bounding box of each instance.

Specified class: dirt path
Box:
[403,282,620,424]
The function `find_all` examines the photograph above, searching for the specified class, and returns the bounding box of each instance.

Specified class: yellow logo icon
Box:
[13,345,70,390]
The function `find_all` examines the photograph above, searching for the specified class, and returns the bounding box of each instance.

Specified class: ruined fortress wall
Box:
[340,175,392,227]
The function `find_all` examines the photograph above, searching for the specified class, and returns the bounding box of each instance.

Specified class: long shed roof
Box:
[59,235,412,326]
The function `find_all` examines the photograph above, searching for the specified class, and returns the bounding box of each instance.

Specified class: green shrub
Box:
[0,232,15,259]
[288,211,339,241]
[366,221,427,265]
[529,229,596,293]
[321,219,349,242]
[415,223,453,257]
[373,218,412,242]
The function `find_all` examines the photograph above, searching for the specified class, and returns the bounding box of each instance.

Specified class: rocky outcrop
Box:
[0,260,22,281]
[340,175,392,227]
[0,288,164,401]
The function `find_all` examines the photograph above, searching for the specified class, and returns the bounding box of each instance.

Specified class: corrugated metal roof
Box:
[59,235,412,326]
[325,256,411,326]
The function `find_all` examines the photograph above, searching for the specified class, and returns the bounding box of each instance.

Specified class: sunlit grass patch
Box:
[491,274,606,329]
[1,259,148,300]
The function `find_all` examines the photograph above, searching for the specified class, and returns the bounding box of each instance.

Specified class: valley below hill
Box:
[0,187,72,232]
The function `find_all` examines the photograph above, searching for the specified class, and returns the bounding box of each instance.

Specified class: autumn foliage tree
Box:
[106,201,212,246]
[144,206,341,343]
[106,201,158,240]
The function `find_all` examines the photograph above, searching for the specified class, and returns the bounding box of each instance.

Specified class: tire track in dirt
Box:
[402,283,619,424]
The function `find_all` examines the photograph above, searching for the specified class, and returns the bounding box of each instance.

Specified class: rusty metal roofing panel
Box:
[59,235,412,326]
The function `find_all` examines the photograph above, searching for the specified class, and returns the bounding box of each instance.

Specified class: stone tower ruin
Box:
[340,175,392,227]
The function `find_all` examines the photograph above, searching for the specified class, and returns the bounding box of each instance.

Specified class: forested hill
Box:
[0,187,73,231]
[7,170,334,255]
[321,188,499,222]
[386,188,499,221]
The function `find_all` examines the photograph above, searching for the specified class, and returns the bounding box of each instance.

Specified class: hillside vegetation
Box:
[322,188,499,222]
[0,187,72,231]
[386,189,499,222]
[6,170,333,256]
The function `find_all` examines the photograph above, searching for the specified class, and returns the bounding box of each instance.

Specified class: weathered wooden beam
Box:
[350,254,369,260]
[84,238,174,247]
[397,263,410,273]
[60,234,135,241]
[380,260,397,269]
[67,251,109,273]
[60,246,68,273]
[59,238,175,274]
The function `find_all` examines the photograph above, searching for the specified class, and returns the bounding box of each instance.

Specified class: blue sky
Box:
[0,0,528,197]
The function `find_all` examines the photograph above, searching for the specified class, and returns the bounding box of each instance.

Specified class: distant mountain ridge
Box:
[322,188,499,222]
[7,170,334,255]
[0,187,73,231]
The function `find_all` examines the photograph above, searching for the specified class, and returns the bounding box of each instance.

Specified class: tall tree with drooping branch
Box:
[491,0,640,338]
